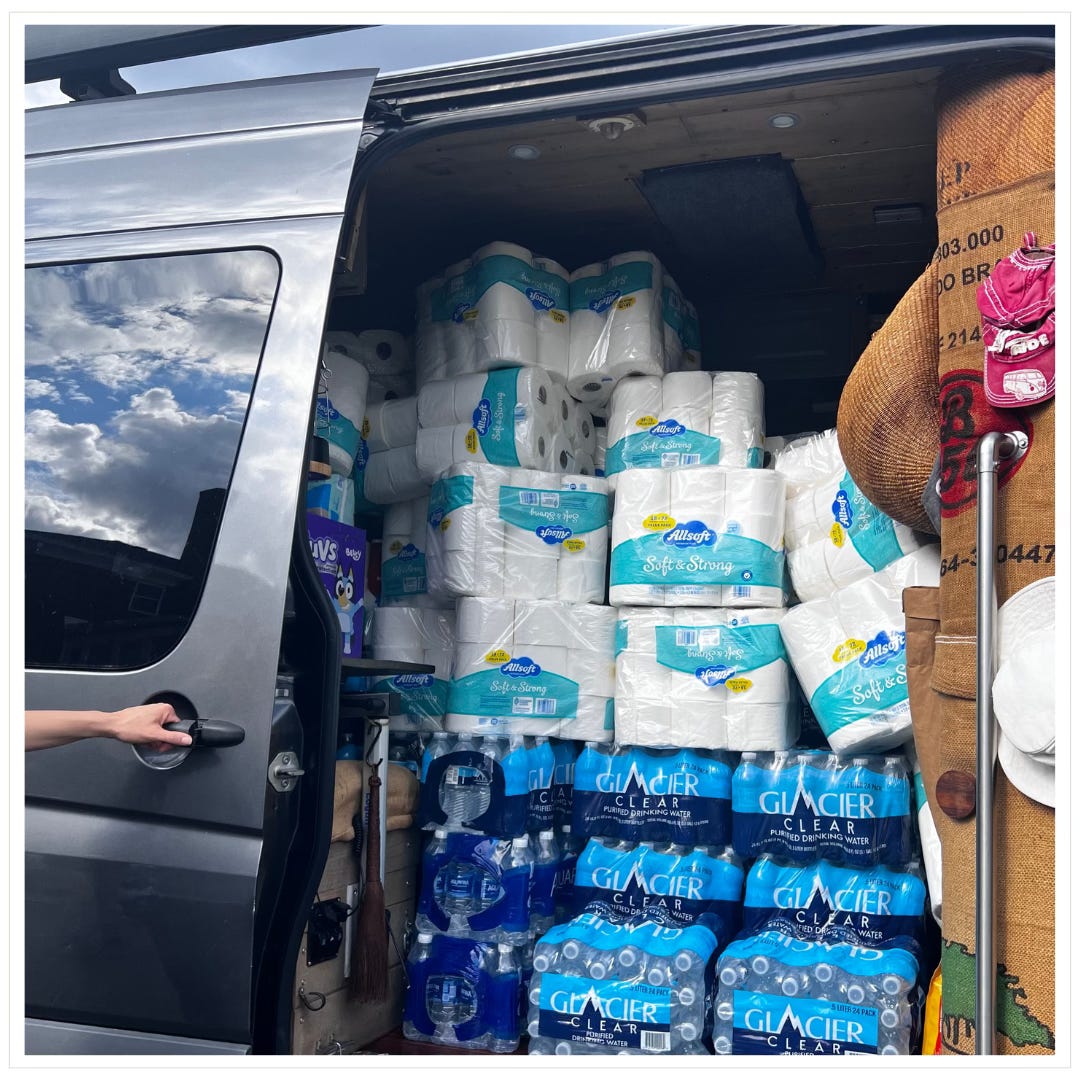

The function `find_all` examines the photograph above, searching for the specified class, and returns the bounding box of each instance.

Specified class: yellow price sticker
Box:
[642,513,676,531]
[439,516,452,533]
[462,308,479,321]
[617,296,637,310]
[832,639,866,664]
[563,538,586,553]
[360,416,371,439]
[388,540,403,555]
[485,649,510,664]
[829,522,846,548]
[465,428,479,454]
[550,311,567,323]
[635,415,659,428]
[726,678,753,694]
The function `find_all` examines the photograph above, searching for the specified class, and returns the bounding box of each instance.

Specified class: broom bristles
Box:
[350,768,389,1002]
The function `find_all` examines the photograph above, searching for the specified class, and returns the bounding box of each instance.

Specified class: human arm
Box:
[25,703,194,752]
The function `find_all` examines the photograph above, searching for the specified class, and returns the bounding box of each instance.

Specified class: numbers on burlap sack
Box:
[935,224,1006,261]
[939,325,983,351]
[940,544,1055,577]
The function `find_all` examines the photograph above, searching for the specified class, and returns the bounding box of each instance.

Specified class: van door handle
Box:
[165,718,246,748]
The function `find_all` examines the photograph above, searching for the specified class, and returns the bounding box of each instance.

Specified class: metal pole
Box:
[974,429,1028,1055]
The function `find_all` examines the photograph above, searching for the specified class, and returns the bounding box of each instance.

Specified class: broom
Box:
[349,763,389,1002]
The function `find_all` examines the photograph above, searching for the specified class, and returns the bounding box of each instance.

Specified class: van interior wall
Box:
[328,66,940,435]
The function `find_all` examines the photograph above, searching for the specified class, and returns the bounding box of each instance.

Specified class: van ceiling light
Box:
[507,143,542,161]
[585,115,640,141]
[768,113,800,129]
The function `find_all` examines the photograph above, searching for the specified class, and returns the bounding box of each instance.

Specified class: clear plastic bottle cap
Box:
[434,829,448,839]
[539,830,555,840]
[498,943,513,954]
[512,835,530,848]
[417,932,433,944]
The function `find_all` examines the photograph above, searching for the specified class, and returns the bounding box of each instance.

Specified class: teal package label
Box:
[473,369,522,467]
[913,767,927,812]
[731,990,879,1056]
[746,447,765,469]
[428,474,475,529]
[610,524,785,588]
[498,485,609,544]
[449,660,580,720]
[570,261,656,315]
[372,674,449,720]
[615,620,629,657]
[831,470,904,571]
[381,549,428,598]
[662,284,685,335]
[316,396,361,462]
[606,425,721,475]
[537,974,673,1051]
[810,630,909,736]
[430,254,569,323]
[604,697,615,731]
[352,439,381,513]
[654,623,786,684]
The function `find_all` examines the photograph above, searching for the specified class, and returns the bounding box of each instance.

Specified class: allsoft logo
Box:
[858,630,906,669]
[589,289,622,314]
[696,664,736,687]
[501,657,542,678]
[536,524,573,545]
[832,488,854,529]
[526,287,556,311]
[649,419,687,438]
[472,398,493,436]
[663,521,717,548]
[396,543,420,561]
[392,673,435,689]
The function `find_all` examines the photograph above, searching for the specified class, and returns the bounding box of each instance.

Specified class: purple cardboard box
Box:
[306,512,367,658]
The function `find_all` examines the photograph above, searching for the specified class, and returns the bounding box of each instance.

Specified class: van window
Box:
[24,250,280,669]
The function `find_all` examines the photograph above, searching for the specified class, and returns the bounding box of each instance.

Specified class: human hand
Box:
[107,703,193,753]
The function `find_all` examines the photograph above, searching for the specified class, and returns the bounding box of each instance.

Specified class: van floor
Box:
[359,1028,528,1055]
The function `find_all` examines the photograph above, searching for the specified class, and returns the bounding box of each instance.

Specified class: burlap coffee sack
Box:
[930,62,1055,1056]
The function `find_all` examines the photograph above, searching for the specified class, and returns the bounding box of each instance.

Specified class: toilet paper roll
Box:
[472,241,540,370]
[568,400,598,459]
[320,351,370,476]
[414,276,446,386]
[605,250,665,381]
[568,262,607,392]
[352,329,411,376]
[456,596,518,645]
[363,444,427,505]
[609,377,664,443]
[556,544,608,605]
[544,432,576,474]
[566,648,616,699]
[418,374,485,428]
[364,396,419,454]
[423,647,453,682]
[774,429,847,498]
[663,370,713,436]
[572,697,615,742]
[711,372,765,469]
[415,424,476,481]
[534,256,571,382]
[726,704,799,751]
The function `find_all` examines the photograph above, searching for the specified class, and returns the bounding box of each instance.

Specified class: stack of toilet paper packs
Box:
[370,606,456,732]
[445,598,615,741]
[426,463,611,602]
[615,607,799,750]
[415,242,571,385]
[609,466,787,607]
[325,329,413,403]
[319,342,370,478]
[605,371,765,475]
[416,366,583,479]
[779,547,941,754]
[774,429,931,602]
[569,251,696,407]
[361,395,428,506]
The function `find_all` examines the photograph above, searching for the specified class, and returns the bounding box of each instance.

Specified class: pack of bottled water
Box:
[732,750,912,866]
[741,856,928,949]
[525,914,717,1054]
[551,737,577,829]
[403,932,523,1052]
[572,742,734,847]
[419,731,555,835]
[712,929,922,1055]
[571,839,744,942]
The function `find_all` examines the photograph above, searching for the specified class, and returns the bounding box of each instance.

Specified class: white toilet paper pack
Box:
[325,329,413,402]
[609,466,787,607]
[445,598,616,740]
[415,366,566,479]
[362,396,419,455]
[318,345,370,477]
[776,430,931,602]
[370,606,455,732]
[363,443,429,505]
[661,275,703,372]
[380,492,450,607]
[606,371,765,476]
[615,607,799,751]
[415,242,570,383]
[568,251,666,405]
[779,547,942,754]
[427,463,611,603]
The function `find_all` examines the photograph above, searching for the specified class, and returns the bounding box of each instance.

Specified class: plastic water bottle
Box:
[530,829,560,936]
[491,943,523,1053]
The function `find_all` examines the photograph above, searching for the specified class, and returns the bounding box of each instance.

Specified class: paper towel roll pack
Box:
[780,547,941,754]
[731,749,913,867]
[370,606,455,731]
[776,429,932,602]
[325,329,413,402]
[415,367,578,478]
[414,242,571,384]
[380,493,449,607]
[426,463,611,602]
[317,344,369,476]
[609,466,787,607]
[606,371,765,475]
[444,597,616,741]
[615,607,799,751]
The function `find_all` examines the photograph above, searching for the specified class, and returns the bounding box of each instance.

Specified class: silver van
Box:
[24,23,1055,1055]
